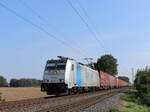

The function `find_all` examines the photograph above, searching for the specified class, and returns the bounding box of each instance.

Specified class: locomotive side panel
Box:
[76,64,99,88]
[65,60,77,89]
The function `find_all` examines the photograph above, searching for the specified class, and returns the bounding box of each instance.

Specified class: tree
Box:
[97,54,118,76]
[118,76,130,83]
[0,75,7,87]
[134,67,150,106]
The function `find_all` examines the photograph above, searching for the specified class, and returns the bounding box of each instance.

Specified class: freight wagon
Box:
[100,71,117,89]
[99,71,129,89]
[117,79,128,87]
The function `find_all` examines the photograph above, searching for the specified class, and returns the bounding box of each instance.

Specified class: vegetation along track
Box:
[0,88,129,112]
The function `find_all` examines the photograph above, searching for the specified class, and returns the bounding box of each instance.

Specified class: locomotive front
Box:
[41,58,68,95]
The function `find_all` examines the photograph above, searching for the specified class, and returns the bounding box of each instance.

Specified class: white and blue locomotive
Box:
[41,56,100,95]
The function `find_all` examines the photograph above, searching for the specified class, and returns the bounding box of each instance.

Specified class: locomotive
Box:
[41,56,128,95]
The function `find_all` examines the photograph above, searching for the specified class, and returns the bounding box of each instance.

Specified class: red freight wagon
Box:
[115,77,118,88]
[109,74,116,88]
[117,78,129,87]
[99,71,129,89]
[117,79,126,87]
[117,79,121,88]
[99,71,117,89]
[122,80,128,87]
[121,80,125,87]
[100,71,110,89]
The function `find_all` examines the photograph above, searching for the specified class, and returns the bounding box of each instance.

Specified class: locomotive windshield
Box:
[45,60,67,71]
[56,63,66,70]
[46,63,56,70]
[46,63,66,70]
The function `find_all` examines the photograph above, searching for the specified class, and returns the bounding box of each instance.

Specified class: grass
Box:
[121,91,140,103]
[109,91,150,112]
[120,102,149,112]
[109,108,119,112]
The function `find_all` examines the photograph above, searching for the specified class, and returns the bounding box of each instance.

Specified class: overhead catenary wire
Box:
[0,1,87,59]
[65,0,107,53]
[17,0,62,33]
[16,0,90,57]
[75,0,108,53]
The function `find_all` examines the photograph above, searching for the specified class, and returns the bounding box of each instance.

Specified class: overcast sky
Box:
[0,0,150,81]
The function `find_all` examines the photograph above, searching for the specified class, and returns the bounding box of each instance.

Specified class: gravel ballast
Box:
[81,93,123,112]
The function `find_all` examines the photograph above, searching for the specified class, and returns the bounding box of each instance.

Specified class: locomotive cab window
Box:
[72,64,74,71]
[45,63,66,71]
[45,63,56,70]
[57,63,66,70]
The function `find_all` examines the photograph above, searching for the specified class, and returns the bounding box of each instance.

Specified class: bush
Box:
[109,108,119,112]
[134,67,150,106]
[112,92,150,112]
[121,91,139,103]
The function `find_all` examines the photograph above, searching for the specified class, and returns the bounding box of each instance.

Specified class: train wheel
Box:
[55,93,60,96]
[68,89,74,95]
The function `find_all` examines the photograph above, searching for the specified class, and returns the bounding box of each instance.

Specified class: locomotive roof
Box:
[47,59,67,63]
[47,58,96,70]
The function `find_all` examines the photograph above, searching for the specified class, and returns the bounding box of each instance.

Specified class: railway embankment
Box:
[0,88,129,112]
[109,91,150,112]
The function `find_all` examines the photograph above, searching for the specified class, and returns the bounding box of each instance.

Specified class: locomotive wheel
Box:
[55,93,60,96]
[68,89,74,95]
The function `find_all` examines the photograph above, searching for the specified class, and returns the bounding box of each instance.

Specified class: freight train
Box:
[41,56,129,95]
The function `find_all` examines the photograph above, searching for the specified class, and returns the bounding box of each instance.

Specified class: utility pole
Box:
[132,68,134,85]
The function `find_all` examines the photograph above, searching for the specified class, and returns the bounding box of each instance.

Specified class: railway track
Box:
[0,88,129,112]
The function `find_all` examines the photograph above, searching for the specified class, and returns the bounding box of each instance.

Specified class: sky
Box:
[0,0,150,82]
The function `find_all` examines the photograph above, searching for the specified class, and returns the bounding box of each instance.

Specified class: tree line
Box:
[10,78,41,87]
[0,75,41,87]
[0,76,7,87]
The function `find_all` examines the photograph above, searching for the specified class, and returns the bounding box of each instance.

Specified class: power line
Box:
[0,1,86,58]
[17,0,89,57]
[17,0,60,32]
[65,0,106,53]
[75,0,107,53]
